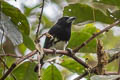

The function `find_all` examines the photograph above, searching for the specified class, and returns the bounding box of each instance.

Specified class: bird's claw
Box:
[66,48,74,55]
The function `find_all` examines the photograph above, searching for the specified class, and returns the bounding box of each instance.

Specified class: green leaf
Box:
[13,62,38,80]
[63,3,114,24]
[18,43,27,55]
[42,64,63,80]
[61,56,84,74]
[68,24,98,53]
[81,24,97,34]
[93,0,120,8]
[22,34,35,50]
[5,57,16,67]
[1,1,30,35]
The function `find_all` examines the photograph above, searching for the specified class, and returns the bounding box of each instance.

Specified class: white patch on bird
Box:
[54,37,58,41]
[50,41,66,50]
[64,41,68,50]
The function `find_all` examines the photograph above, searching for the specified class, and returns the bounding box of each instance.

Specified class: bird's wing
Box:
[49,24,61,35]
[44,24,61,48]
[44,36,54,48]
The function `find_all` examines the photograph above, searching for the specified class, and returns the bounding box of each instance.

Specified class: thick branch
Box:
[44,49,89,68]
[96,40,108,75]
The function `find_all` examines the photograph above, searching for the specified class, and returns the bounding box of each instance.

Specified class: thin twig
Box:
[37,52,41,80]
[108,51,120,63]
[0,54,22,58]
[73,19,120,53]
[35,0,45,40]
[35,32,53,43]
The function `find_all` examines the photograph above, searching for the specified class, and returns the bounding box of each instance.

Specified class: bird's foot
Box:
[51,48,57,56]
[66,48,74,55]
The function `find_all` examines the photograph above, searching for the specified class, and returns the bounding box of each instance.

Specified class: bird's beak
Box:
[66,17,76,23]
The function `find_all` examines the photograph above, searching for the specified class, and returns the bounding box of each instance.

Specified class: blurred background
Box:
[1,0,120,80]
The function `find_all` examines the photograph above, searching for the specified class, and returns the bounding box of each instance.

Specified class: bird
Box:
[44,16,76,50]
[34,16,76,72]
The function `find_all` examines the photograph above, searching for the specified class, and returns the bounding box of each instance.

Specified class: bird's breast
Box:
[50,41,66,50]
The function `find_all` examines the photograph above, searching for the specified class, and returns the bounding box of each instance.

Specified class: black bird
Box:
[34,16,76,72]
[44,16,76,50]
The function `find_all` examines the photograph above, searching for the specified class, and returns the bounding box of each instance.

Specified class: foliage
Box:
[61,56,84,74]
[68,24,97,53]
[0,0,120,80]
[42,64,63,80]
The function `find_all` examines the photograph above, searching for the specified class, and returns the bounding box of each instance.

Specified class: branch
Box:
[2,47,119,80]
[74,20,120,80]
[35,0,45,39]
[73,19,120,53]
[96,40,108,75]
[0,50,37,80]
[0,57,16,80]
[44,49,89,68]
[74,51,120,80]
[108,51,120,63]
[34,0,45,79]
[0,48,89,80]
[2,19,120,80]
[37,52,41,80]
[0,54,22,58]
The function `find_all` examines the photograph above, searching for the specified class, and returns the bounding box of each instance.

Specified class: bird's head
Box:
[57,16,76,27]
